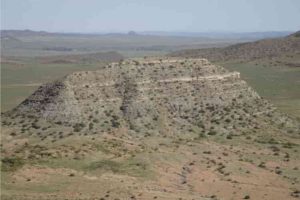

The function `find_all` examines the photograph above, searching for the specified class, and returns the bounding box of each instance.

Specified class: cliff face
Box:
[10,58,298,135]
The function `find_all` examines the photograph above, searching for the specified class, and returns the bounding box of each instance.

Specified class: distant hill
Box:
[291,30,300,37]
[141,31,292,39]
[169,31,300,62]
[3,29,288,58]
[36,51,124,64]
[1,29,55,37]
[2,29,291,39]
[1,29,246,57]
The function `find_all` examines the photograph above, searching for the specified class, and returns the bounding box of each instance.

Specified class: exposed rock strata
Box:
[9,58,298,134]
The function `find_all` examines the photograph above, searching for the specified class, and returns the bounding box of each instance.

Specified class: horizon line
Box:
[0,29,297,34]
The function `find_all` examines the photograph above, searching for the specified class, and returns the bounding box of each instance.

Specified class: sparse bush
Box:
[1,157,24,171]
[208,131,217,136]
[55,121,62,125]
[93,119,99,123]
[69,173,75,177]
[225,118,231,123]
[282,142,294,149]
[73,123,86,132]
[89,122,94,130]
[258,162,266,168]
[10,132,16,136]
[226,135,233,139]
[31,122,40,129]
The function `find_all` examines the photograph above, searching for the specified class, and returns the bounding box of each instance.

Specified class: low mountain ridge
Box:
[169,31,300,62]
[37,51,124,64]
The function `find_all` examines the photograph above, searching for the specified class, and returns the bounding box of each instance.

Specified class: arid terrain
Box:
[170,31,300,63]
[170,32,300,118]
[1,58,300,200]
[2,0,300,199]
[1,29,258,112]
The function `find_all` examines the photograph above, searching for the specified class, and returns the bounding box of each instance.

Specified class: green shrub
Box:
[89,122,94,130]
[73,123,85,132]
[1,157,24,171]
[208,131,217,136]
[31,123,40,129]
[93,119,99,123]
[226,135,233,139]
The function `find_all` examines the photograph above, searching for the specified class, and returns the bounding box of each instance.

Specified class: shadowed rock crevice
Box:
[118,76,139,130]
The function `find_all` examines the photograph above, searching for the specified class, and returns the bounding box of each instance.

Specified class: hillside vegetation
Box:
[169,31,300,118]
[1,58,300,200]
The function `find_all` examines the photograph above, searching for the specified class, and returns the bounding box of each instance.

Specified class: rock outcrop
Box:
[8,58,298,135]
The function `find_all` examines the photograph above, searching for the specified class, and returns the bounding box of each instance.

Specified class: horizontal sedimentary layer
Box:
[10,58,270,133]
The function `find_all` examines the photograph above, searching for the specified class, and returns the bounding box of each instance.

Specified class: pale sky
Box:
[1,0,300,32]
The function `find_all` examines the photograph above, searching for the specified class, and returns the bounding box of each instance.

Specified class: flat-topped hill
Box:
[6,58,298,136]
[2,58,300,200]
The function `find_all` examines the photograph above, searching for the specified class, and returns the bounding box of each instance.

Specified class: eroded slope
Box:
[6,58,297,137]
[1,58,300,200]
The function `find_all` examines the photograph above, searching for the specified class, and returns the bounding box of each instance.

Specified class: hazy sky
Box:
[1,0,300,32]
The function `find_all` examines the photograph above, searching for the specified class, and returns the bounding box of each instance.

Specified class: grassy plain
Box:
[2,32,244,57]
[221,59,300,119]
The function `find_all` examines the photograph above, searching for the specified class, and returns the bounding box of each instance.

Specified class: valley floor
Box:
[1,126,300,200]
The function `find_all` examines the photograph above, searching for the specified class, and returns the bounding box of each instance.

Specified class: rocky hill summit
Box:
[6,58,298,136]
